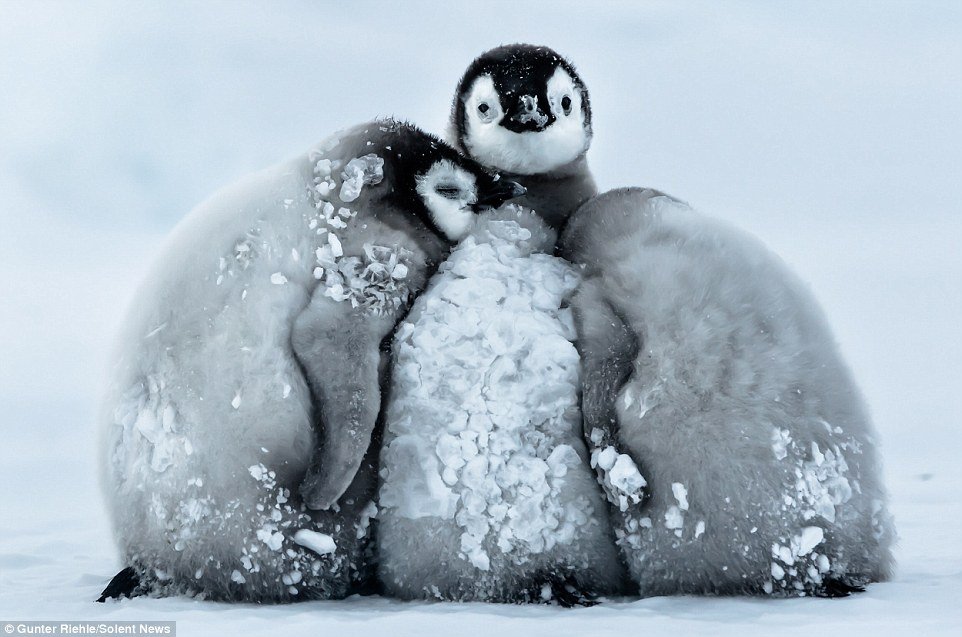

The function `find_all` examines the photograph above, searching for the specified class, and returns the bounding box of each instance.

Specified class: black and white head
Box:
[377,121,525,241]
[452,44,592,176]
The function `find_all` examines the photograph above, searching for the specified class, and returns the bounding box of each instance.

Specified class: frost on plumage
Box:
[380,208,616,593]
[590,443,646,512]
[306,150,411,315]
[764,421,865,593]
[338,154,384,203]
[110,375,190,475]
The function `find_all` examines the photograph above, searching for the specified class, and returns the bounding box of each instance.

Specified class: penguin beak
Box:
[475,179,526,210]
[502,94,556,133]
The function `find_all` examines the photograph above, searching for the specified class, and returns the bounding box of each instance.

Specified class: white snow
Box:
[338,154,385,203]
[292,530,337,556]
[797,526,824,556]
[671,482,690,511]
[1,1,961,634]
[590,446,646,511]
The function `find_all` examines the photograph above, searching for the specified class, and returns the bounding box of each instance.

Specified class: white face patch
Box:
[462,68,590,175]
[416,159,478,241]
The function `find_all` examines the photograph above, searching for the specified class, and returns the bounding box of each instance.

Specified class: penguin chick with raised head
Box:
[98,119,521,603]
[560,188,896,597]
[372,44,625,604]
[451,44,596,230]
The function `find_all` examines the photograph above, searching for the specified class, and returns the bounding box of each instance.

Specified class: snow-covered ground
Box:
[1,1,960,634]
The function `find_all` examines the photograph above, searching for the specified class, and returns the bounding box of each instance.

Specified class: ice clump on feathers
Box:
[308,149,410,314]
[589,435,646,512]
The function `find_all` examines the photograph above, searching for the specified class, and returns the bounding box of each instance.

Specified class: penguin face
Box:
[416,158,527,241]
[415,159,480,241]
[454,44,592,175]
[378,121,525,242]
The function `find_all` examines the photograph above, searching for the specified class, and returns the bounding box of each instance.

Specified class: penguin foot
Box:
[814,577,867,598]
[553,582,599,608]
[96,566,143,603]
[537,576,599,607]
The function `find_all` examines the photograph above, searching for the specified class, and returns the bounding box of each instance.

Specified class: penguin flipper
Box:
[292,290,401,511]
[570,278,637,430]
[96,566,142,603]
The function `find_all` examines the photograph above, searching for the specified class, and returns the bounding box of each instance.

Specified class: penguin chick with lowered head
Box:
[98,119,521,603]
[450,43,596,230]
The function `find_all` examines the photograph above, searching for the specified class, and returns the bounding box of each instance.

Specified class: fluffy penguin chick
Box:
[560,188,896,597]
[377,207,627,604]
[99,119,520,603]
[451,44,596,229]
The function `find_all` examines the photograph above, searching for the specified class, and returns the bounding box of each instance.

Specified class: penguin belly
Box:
[377,208,626,603]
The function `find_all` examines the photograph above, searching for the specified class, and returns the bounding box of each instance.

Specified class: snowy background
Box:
[1,0,960,634]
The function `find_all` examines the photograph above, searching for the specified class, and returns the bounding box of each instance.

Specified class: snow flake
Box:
[294,530,336,555]
[671,482,690,511]
[328,233,343,257]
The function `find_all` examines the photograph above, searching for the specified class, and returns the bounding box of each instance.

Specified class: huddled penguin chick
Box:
[450,44,596,229]
[560,188,896,597]
[98,119,521,603]
[378,206,627,604]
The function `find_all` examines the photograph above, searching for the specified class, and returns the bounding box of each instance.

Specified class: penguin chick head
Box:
[377,120,525,242]
[452,44,592,176]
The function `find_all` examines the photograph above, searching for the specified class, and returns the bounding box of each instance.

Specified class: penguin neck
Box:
[502,154,597,232]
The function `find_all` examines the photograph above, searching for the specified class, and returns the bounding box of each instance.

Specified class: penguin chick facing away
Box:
[98,119,522,603]
[559,188,896,597]
[451,44,596,230]
[377,206,628,604]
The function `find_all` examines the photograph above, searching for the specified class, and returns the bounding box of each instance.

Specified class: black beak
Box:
[501,93,556,133]
[475,179,526,209]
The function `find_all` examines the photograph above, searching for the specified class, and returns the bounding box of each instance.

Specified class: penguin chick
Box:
[377,206,628,604]
[559,188,896,598]
[98,119,521,603]
[451,44,596,229]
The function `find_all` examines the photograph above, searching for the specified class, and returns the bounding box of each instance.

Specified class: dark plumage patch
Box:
[96,566,143,603]
[815,577,868,598]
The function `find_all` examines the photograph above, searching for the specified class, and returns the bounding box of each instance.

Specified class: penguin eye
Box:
[561,95,572,115]
[476,101,497,123]
[435,185,462,199]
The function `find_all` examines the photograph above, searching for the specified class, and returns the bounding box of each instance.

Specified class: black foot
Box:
[553,583,597,608]
[541,575,599,608]
[96,566,143,603]
[816,577,867,598]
